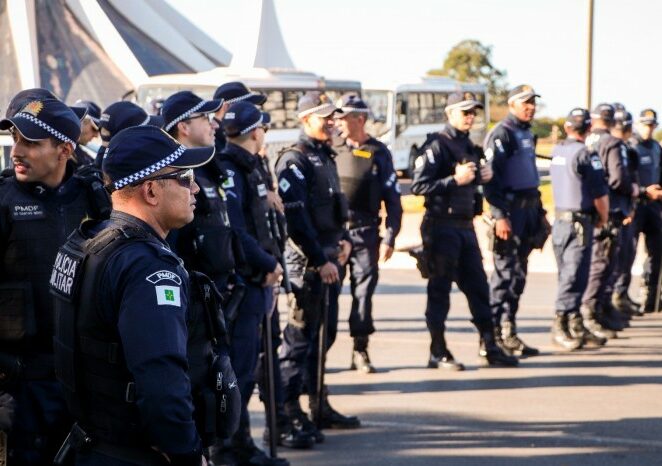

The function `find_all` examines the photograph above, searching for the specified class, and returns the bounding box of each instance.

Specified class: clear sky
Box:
[166,0,658,118]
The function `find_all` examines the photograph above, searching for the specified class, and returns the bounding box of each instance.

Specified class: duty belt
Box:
[510,195,540,209]
[348,214,380,229]
[424,215,474,229]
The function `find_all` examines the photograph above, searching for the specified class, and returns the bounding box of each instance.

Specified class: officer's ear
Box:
[56,141,74,161]
[140,180,162,206]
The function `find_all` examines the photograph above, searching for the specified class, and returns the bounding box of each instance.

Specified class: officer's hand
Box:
[495,218,512,240]
[380,243,394,263]
[632,183,640,199]
[266,190,284,214]
[337,240,352,266]
[479,164,493,183]
[202,456,208,466]
[623,216,633,226]
[263,263,283,287]
[645,184,662,200]
[453,162,477,186]
[319,261,339,284]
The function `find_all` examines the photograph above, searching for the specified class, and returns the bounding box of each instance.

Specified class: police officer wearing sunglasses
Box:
[50,125,241,465]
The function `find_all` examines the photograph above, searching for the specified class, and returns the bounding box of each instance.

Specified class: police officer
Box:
[608,110,640,321]
[614,109,662,313]
[0,96,111,464]
[96,101,160,167]
[51,125,241,465]
[484,84,549,357]
[411,92,518,369]
[581,103,638,337]
[72,100,102,166]
[276,92,359,438]
[550,108,610,350]
[216,101,296,465]
[213,82,266,154]
[333,94,403,373]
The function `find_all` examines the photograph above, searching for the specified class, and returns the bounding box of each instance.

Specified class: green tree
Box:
[428,39,509,105]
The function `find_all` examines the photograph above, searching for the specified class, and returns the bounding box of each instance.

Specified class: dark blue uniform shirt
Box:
[98,211,201,459]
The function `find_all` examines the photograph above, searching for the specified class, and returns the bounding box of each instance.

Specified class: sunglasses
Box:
[185,113,215,124]
[134,168,196,190]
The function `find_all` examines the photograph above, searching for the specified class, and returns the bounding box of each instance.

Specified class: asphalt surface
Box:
[247,268,662,465]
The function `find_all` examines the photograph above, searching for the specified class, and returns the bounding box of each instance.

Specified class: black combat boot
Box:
[580,304,616,339]
[612,292,641,317]
[350,336,376,373]
[309,389,360,430]
[478,329,519,367]
[551,313,583,351]
[598,302,627,331]
[501,320,539,357]
[284,400,325,444]
[568,311,606,348]
[231,422,290,466]
[263,406,315,450]
[427,330,465,371]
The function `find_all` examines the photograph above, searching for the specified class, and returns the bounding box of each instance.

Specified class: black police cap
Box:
[335,93,371,116]
[0,97,81,147]
[221,101,271,137]
[297,92,342,119]
[564,108,591,132]
[99,101,160,143]
[507,85,540,103]
[590,103,615,122]
[162,91,223,132]
[446,91,484,112]
[614,110,633,128]
[213,81,266,106]
[6,88,87,121]
[74,100,102,128]
[639,108,658,125]
[103,125,214,192]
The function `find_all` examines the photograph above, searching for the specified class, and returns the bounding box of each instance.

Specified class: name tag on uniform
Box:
[12,203,45,220]
[641,155,652,165]
[352,149,372,159]
[521,138,533,149]
[257,184,268,197]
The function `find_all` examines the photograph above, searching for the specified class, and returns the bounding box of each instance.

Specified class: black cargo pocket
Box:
[0,282,36,341]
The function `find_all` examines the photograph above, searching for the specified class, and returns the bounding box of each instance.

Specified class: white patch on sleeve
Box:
[590,155,603,170]
[279,178,291,192]
[414,156,425,169]
[289,164,305,180]
[494,139,505,153]
[484,148,494,161]
[155,285,181,307]
[425,148,435,164]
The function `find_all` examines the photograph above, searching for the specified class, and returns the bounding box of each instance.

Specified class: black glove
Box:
[0,391,16,430]
[211,352,241,439]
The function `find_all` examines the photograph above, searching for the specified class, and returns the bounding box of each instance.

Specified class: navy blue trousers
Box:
[346,226,380,339]
[552,219,593,315]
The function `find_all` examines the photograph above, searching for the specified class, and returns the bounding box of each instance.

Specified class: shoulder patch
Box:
[425,148,435,164]
[222,176,235,189]
[494,139,505,153]
[155,285,181,307]
[590,155,603,170]
[289,164,305,180]
[484,148,494,161]
[146,270,183,285]
[202,186,218,198]
[279,178,291,193]
[414,155,425,169]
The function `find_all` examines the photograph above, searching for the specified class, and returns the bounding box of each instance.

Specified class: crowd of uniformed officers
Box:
[0,80,659,466]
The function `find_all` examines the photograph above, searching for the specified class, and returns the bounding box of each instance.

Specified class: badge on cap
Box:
[645,110,655,118]
[22,101,44,117]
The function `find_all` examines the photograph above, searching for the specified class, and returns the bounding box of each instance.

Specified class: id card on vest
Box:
[11,202,46,221]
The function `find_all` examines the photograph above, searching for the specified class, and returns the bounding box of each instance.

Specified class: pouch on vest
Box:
[194,226,235,276]
[0,282,36,342]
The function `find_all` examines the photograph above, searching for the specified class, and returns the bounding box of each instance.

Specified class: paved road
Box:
[247,269,662,465]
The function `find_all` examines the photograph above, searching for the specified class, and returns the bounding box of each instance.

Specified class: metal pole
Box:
[586,0,594,109]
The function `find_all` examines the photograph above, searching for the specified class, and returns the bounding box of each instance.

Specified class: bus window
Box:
[419,92,435,124]
[407,93,420,125]
[395,93,407,136]
[433,92,448,122]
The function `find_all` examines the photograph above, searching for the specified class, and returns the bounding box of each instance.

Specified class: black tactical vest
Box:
[334,138,381,218]
[51,222,224,447]
[587,130,632,214]
[246,168,279,256]
[424,128,480,220]
[177,166,238,286]
[278,142,348,243]
[0,175,94,353]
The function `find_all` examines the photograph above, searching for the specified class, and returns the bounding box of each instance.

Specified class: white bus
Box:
[363,77,489,176]
[134,67,361,160]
